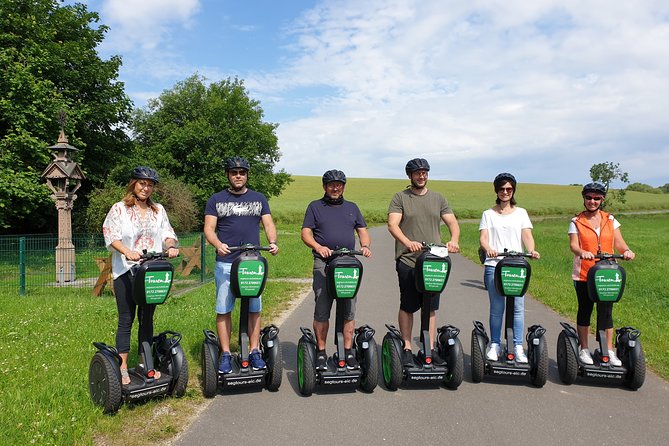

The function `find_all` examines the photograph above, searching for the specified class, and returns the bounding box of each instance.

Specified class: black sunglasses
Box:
[584,195,603,201]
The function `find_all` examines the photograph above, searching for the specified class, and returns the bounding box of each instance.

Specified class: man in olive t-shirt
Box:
[387,158,460,367]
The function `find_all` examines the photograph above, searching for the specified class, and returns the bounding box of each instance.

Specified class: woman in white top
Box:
[102,167,179,385]
[479,173,540,363]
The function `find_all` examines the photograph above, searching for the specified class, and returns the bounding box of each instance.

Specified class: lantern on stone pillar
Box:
[41,121,85,283]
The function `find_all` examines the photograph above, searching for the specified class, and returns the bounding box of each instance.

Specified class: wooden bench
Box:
[93,255,114,296]
[176,234,208,277]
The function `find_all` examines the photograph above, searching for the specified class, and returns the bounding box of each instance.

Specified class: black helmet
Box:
[131,166,159,183]
[405,158,430,175]
[322,169,347,185]
[225,156,250,172]
[582,182,606,196]
[494,172,517,191]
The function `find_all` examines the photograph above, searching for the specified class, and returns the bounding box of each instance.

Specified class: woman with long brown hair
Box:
[102,167,179,385]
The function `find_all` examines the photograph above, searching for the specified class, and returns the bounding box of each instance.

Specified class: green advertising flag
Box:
[237,260,265,297]
[144,271,173,304]
[500,266,527,296]
[422,260,449,292]
[593,269,624,302]
[333,267,360,298]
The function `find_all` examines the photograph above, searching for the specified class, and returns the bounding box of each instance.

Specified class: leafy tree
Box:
[659,183,669,194]
[0,0,132,232]
[589,161,629,207]
[85,176,199,233]
[130,75,292,213]
[626,182,661,194]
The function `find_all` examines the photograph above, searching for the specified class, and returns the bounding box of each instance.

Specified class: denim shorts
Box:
[215,261,262,314]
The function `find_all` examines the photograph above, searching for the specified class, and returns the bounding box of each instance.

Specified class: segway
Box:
[89,251,189,414]
[297,248,378,396]
[382,244,464,390]
[471,250,548,387]
[556,253,645,390]
[201,244,282,397]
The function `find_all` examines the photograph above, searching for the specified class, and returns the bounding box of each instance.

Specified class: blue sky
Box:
[82,0,669,187]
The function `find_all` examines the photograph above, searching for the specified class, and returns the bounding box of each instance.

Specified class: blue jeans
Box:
[484,266,524,346]
[215,261,262,314]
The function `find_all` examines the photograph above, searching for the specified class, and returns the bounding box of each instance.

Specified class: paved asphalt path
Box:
[173,226,668,445]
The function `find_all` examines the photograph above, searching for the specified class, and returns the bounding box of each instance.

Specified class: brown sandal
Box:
[120,368,131,385]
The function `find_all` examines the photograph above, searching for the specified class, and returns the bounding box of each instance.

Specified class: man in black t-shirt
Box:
[204,157,279,374]
[301,169,372,371]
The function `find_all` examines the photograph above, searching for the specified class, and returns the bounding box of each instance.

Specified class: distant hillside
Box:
[269,176,669,224]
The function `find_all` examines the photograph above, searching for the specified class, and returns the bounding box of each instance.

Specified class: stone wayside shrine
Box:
[41,119,85,283]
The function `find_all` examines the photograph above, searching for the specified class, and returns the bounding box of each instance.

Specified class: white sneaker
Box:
[579,348,594,365]
[486,343,500,361]
[514,345,528,363]
[608,349,622,367]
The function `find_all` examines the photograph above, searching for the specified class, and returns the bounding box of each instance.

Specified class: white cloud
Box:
[98,0,201,51]
[254,0,669,184]
[86,0,669,185]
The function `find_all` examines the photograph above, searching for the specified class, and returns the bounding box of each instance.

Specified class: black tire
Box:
[470,331,485,383]
[265,341,283,392]
[381,335,402,391]
[201,342,218,398]
[171,353,189,397]
[89,352,122,414]
[623,343,646,390]
[297,338,315,396]
[443,338,464,389]
[359,339,379,393]
[557,331,577,385]
[530,337,548,388]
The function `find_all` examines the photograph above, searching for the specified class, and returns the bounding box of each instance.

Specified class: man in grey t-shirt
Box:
[387,158,460,367]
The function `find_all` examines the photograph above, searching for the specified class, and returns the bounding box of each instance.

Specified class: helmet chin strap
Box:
[583,203,602,213]
[322,193,343,205]
[410,179,426,190]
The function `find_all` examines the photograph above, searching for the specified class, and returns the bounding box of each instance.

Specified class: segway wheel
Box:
[265,342,283,392]
[359,338,379,393]
[470,331,485,383]
[530,336,548,388]
[623,343,646,390]
[381,335,402,391]
[557,331,577,385]
[297,338,315,396]
[443,337,464,390]
[172,351,189,398]
[201,342,218,398]
[89,352,122,414]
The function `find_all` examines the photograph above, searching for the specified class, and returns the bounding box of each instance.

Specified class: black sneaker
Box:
[315,350,328,371]
[402,349,415,367]
[345,349,360,370]
[431,349,446,366]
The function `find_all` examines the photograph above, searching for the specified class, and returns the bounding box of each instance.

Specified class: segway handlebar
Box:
[594,252,625,260]
[328,247,364,258]
[228,243,271,252]
[497,249,533,259]
[401,242,448,255]
[138,250,177,262]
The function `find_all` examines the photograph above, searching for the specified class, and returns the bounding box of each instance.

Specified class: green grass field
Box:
[270,176,669,222]
[1,176,668,445]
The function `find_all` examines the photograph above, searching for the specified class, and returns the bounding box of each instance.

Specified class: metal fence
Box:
[0,232,215,296]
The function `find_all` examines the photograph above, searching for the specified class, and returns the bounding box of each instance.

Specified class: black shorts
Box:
[313,257,356,322]
[396,259,440,313]
[574,280,613,330]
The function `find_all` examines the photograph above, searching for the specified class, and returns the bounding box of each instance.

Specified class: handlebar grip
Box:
[228,245,271,252]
